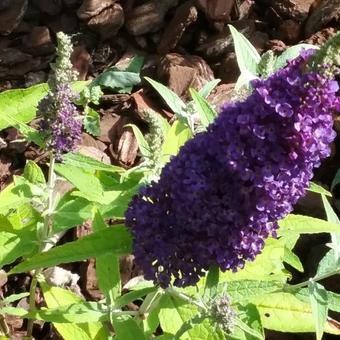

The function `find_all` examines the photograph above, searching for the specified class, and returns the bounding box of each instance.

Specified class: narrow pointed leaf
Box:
[9,226,132,274]
[308,281,328,340]
[189,88,217,127]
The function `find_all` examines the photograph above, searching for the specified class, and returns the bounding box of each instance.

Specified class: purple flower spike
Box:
[125,52,339,288]
[38,84,81,159]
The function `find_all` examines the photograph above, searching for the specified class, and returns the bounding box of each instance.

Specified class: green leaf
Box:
[62,152,124,174]
[71,81,90,93]
[228,25,261,77]
[331,169,340,191]
[2,203,41,232]
[189,88,217,127]
[198,79,221,98]
[283,247,304,272]
[93,210,121,303]
[251,292,339,334]
[274,44,318,71]
[0,231,37,268]
[308,281,328,340]
[123,276,154,291]
[23,160,45,184]
[234,317,264,340]
[308,182,332,197]
[144,77,186,117]
[9,225,132,274]
[126,124,151,158]
[0,182,33,215]
[53,194,93,233]
[296,288,340,314]
[226,280,281,304]
[0,81,87,132]
[114,287,157,309]
[54,163,105,203]
[3,292,30,304]
[233,303,264,340]
[235,71,257,91]
[321,194,340,260]
[0,83,48,131]
[99,188,137,219]
[161,120,192,162]
[84,108,101,136]
[316,249,340,276]
[3,117,44,146]
[126,56,144,73]
[1,303,108,324]
[204,266,219,300]
[279,214,340,235]
[142,294,162,337]
[92,68,141,93]
[173,315,207,340]
[112,315,146,340]
[158,295,223,340]
[41,282,109,339]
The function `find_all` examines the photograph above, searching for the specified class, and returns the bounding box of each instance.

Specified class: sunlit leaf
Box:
[279,214,340,235]
[308,281,328,340]
[111,315,146,340]
[308,182,332,197]
[9,226,132,274]
[321,194,340,261]
[126,124,151,159]
[41,282,109,339]
[145,77,186,117]
[161,120,192,163]
[251,292,339,334]
[83,107,101,136]
[189,88,217,128]
[228,25,260,76]
[93,210,121,304]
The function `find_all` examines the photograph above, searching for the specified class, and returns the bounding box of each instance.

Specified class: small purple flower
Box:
[125,51,339,288]
[276,103,293,117]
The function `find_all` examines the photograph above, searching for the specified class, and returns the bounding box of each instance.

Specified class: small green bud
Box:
[142,109,168,183]
[257,50,276,78]
[308,32,340,76]
[49,32,78,89]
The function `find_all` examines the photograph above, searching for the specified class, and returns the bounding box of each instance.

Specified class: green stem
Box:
[112,310,140,317]
[139,291,161,315]
[165,287,207,311]
[288,268,340,290]
[45,154,56,237]
[26,152,56,338]
[134,290,161,324]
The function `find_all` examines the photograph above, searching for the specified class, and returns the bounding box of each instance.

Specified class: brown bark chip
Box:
[158,1,198,55]
[0,0,28,35]
[158,53,215,98]
[305,0,340,37]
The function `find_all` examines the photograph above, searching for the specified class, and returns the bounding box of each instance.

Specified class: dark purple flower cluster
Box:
[125,52,339,288]
[39,84,82,159]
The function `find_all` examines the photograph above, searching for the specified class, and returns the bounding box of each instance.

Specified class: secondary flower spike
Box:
[38,32,81,159]
[125,51,339,288]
